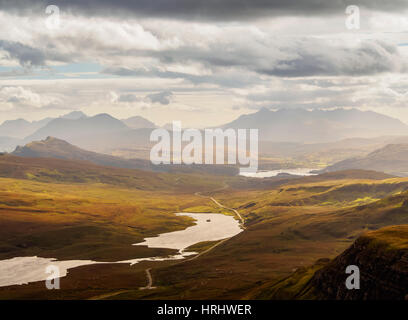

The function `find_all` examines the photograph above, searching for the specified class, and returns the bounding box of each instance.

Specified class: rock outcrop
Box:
[303,225,408,300]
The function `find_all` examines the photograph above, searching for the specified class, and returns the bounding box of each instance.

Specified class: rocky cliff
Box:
[302,225,408,300]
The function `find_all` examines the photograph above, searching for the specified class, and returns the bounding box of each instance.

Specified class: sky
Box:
[2,1,408,126]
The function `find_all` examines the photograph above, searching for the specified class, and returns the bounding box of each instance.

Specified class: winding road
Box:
[209,197,245,228]
[87,183,245,299]
[139,184,245,290]
[139,268,156,290]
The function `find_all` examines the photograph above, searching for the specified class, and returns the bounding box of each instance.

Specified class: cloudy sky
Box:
[2,0,408,126]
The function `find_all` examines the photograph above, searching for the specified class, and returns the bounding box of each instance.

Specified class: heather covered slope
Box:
[0,156,232,264]
[302,225,408,300]
[0,154,228,192]
[1,154,408,299]
[99,176,408,299]
[258,225,408,300]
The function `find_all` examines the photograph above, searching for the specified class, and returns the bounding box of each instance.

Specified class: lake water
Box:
[240,168,318,178]
[135,213,242,252]
[0,213,242,287]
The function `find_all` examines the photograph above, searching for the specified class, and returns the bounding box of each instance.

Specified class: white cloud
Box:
[0,86,59,110]
[2,7,408,125]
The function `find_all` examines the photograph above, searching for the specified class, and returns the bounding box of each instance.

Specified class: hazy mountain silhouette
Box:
[320,143,408,176]
[12,136,152,170]
[122,116,156,129]
[24,113,138,151]
[0,118,53,139]
[12,137,239,175]
[4,108,408,154]
[0,136,22,152]
[60,111,87,120]
[0,112,159,152]
[222,108,408,142]
[0,111,86,139]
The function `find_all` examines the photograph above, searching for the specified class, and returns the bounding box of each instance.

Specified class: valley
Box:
[0,151,408,299]
[1,109,408,300]
[4,0,408,304]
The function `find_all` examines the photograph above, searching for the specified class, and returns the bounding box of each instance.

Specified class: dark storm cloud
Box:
[2,0,408,20]
[0,40,46,67]
[146,91,173,105]
[117,93,140,103]
[0,40,71,67]
[101,66,260,88]
[102,39,406,78]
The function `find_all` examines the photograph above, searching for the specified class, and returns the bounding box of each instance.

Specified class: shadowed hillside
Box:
[0,154,228,192]
[12,137,152,170]
[321,144,408,176]
[300,225,408,300]
[11,137,240,176]
[259,225,408,300]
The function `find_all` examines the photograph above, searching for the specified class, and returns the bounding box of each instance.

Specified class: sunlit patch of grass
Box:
[184,240,222,253]
[0,176,222,261]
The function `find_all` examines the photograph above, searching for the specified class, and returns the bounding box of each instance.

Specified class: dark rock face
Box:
[309,236,408,300]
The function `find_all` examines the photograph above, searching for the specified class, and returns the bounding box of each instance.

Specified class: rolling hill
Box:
[0,152,407,299]
[0,153,228,192]
[255,225,408,300]
[320,144,408,176]
[302,225,408,300]
[11,137,240,176]
[111,174,408,300]
[12,136,151,170]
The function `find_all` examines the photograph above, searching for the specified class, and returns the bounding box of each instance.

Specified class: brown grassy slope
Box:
[0,156,404,299]
[0,154,227,192]
[12,136,152,170]
[0,154,235,262]
[0,176,223,261]
[119,177,408,300]
[294,225,408,300]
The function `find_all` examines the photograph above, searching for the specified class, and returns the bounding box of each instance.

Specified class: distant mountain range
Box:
[0,118,53,139]
[0,111,87,140]
[25,113,129,143]
[0,111,158,153]
[12,137,239,176]
[320,143,408,176]
[2,108,408,157]
[222,108,408,143]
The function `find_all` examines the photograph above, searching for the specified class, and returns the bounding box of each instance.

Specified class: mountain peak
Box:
[222,108,408,143]
[121,115,157,129]
[60,111,87,120]
[92,113,119,121]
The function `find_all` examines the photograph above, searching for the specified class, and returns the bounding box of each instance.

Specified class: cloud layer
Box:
[1,3,408,126]
[3,0,408,20]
